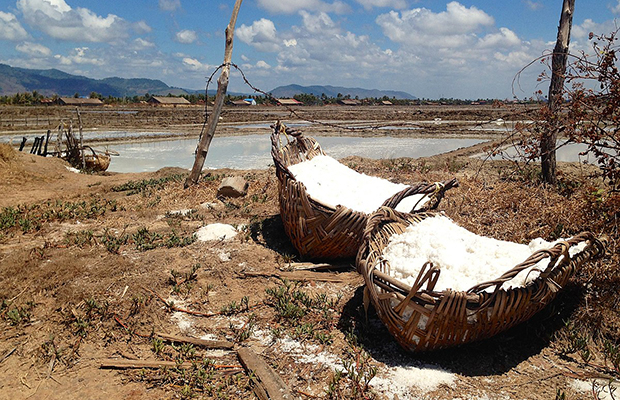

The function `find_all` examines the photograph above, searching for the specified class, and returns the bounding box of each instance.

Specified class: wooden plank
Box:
[290,262,352,271]
[237,347,296,400]
[155,332,234,349]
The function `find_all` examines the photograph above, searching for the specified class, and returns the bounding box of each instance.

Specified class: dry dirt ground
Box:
[0,105,618,400]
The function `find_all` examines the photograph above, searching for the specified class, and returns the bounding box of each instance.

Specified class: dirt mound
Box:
[0,148,138,208]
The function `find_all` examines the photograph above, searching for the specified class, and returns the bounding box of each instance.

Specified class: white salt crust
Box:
[288,155,429,214]
[382,215,587,293]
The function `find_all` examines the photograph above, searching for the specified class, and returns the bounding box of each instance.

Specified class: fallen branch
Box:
[100,359,242,370]
[240,270,361,284]
[0,347,16,364]
[144,287,264,317]
[113,315,234,349]
[155,332,234,350]
[237,347,296,400]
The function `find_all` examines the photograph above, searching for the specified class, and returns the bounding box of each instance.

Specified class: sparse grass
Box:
[264,279,341,346]
[0,197,118,234]
[326,331,377,399]
[112,174,186,195]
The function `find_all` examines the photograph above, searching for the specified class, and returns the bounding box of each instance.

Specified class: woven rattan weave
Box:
[356,207,607,352]
[271,121,457,260]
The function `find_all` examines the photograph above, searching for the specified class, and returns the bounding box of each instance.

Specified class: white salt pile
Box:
[288,155,429,214]
[196,223,237,241]
[382,215,587,292]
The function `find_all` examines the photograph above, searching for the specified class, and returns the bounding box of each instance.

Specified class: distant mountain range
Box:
[0,64,416,99]
[269,84,416,100]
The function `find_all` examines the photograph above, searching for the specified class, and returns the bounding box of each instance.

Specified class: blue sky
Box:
[0,0,617,99]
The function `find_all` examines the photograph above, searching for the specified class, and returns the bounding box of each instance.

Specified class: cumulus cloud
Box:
[478,27,521,48]
[376,2,494,47]
[355,0,407,10]
[613,1,620,14]
[0,11,29,41]
[300,11,340,34]
[237,18,281,52]
[181,57,212,72]
[17,0,134,42]
[256,60,271,69]
[16,41,51,56]
[132,38,155,49]
[54,47,101,65]
[159,0,181,12]
[175,29,197,44]
[257,0,350,15]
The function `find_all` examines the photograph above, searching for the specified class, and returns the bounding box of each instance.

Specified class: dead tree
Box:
[541,0,575,185]
[185,0,243,188]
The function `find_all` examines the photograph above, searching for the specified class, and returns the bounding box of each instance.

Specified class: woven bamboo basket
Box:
[271,121,458,260]
[356,207,607,352]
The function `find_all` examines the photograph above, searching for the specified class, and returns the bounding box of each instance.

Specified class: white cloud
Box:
[300,11,340,34]
[159,0,181,12]
[478,27,521,48]
[0,11,29,41]
[257,0,351,14]
[572,18,617,40]
[256,60,271,69]
[284,39,297,47]
[175,29,197,44]
[54,47,101,65]
[524,1,543,11]
[134,20,152,34]
[132,38,155,49]
[182,57,211,72]
[17,0,133,43]
[237,18,281,52]
[16,41,51,56]
[356,0,407,10]
[376,2,495,47]
[613,1,620,14]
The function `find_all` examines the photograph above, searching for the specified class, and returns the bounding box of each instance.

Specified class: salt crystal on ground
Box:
[288,155,429,214]
[196,223,237,241]
[65,166,80,173]
[573,379,619,400]
[371,361,456,398]
[382,215,587,292]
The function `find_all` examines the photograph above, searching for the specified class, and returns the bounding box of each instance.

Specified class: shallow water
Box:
[483,141,599,163]
[106,134,487,173]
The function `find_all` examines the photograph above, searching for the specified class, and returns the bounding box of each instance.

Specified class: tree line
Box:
[0,90,532,107]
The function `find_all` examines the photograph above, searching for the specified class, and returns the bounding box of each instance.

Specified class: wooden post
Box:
[541,0,575,185]
[77,108,85,169]
[185,0,243,188]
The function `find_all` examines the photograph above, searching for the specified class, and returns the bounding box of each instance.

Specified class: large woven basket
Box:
[356,207,607,352]
[271,122,458,260]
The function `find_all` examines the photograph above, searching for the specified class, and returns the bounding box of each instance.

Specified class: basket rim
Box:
[357,206,606,304]
[270,121,458,216]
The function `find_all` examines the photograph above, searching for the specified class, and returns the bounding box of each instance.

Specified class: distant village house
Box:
[338,99,361,106]
[58,97,104,106]
[229,98,257,106]
[276,98,303,106]
[148,96,191,107]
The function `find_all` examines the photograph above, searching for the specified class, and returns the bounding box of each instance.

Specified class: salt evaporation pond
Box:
[484,141,599,163]
[106,134,486,173]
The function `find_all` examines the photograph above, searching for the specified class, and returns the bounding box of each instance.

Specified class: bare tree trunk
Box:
[185,0,243,188]
[541,0,575,185]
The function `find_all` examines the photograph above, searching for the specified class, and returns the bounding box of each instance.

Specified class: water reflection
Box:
[106,134,486,173]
